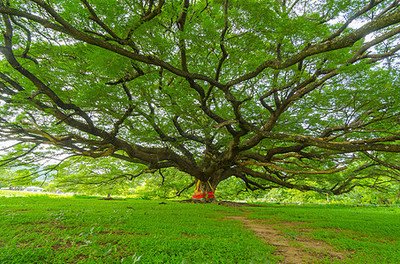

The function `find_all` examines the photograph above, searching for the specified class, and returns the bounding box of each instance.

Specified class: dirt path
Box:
[227,216,349,264]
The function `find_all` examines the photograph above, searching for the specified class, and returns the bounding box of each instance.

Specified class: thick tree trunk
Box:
[104,193,112,200]
[192,179,218,203]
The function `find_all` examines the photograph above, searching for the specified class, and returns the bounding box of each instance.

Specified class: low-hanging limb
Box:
[0,143,39,167]
[176,180,196,197]
[363,151,400,171]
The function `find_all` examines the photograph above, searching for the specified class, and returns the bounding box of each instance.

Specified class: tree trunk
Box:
[192,179,218,203]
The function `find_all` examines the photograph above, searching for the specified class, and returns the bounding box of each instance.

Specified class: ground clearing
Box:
[0,194,399,263]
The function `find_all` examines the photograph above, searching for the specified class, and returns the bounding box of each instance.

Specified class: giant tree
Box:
[0,0,399,201]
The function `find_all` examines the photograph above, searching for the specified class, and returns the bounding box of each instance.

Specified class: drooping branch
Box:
[9,15,38,64]
[0,144,39,167]
[363,151,400,171]
[330,163,378,194]
[176,179,195,196]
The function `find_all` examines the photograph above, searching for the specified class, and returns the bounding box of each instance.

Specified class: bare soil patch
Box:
[51,241,73,250]
[227,216,349,264]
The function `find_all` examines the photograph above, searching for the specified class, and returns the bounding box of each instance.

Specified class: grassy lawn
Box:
[0,193,399,263]
[0,194,274,264]
[247,204,400,263]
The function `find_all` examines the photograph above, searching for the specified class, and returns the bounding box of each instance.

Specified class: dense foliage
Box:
[0,0,399,197]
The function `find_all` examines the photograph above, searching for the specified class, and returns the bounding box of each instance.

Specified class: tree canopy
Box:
[0,0,399,198]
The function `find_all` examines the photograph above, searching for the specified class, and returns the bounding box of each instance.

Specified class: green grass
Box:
[247,204,400,263]
[1,194,400,263]
[0,195,274,264]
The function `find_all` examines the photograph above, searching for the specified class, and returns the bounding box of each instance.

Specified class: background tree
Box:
[0,0,399,200]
